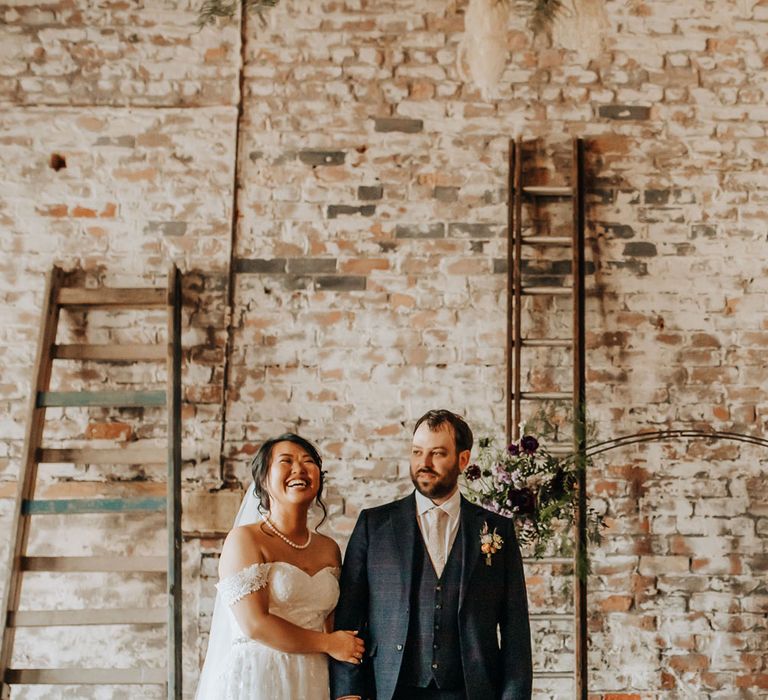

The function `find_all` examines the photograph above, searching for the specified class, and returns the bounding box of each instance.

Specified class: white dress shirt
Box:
[415,488,461,576]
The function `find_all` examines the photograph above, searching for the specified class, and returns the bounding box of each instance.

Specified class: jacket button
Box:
[432,663,439,669]
[396,644,403,651]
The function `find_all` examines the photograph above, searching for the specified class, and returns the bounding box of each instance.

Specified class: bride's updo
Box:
[250,433,328,526]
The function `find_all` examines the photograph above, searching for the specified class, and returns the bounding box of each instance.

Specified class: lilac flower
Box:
[492,463,513,484]
[520,435,539,454]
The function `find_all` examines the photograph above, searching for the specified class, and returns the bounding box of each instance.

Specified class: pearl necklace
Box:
[263,515,312,550]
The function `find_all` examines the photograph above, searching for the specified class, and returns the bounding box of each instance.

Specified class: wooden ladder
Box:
[0,266,182,699]
[507,137,588,698]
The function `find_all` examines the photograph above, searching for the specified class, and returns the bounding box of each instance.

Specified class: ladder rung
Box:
[22,497,167,515]
[533,671,573,679]
[524,557,573,565]
[517,236,573,246]
[37,390,166,408]
[5,667,166,685]
[522,186,572,196]
[8,608,167,627]
[37,446,167,465]
[530,613,573,621]
[54,344,166,362]
[57,288,167,308]
[521,286,571,296]
[546,445,574,456]
[21,556,167,573]
[519,391,572,400]
[520,338,572,347]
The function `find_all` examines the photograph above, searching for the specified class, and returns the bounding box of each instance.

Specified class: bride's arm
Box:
[219,526,363,663]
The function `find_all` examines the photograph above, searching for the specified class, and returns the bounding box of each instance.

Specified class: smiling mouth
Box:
[286,479,310,488]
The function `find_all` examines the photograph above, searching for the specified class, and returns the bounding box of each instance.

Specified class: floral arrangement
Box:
[462,432,604,561]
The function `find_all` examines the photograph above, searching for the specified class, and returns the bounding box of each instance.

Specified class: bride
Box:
[196,433,364,700]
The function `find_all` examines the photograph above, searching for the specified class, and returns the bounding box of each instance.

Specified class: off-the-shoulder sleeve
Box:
[216,562,271,606]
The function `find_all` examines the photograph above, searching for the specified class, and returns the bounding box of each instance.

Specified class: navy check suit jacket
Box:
[330,493,533,700]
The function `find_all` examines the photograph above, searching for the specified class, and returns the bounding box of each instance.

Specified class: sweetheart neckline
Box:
[265,561,339,579]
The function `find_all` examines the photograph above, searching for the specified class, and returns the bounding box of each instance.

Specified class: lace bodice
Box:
[217,562,340,633]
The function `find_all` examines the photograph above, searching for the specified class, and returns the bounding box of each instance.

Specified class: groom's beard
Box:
[411,460,460,501]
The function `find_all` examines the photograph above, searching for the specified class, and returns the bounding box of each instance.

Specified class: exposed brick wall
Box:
[1,0,767,697]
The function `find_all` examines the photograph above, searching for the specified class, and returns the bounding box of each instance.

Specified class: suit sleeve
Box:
[330,509,372,700]
[499,519,533,699]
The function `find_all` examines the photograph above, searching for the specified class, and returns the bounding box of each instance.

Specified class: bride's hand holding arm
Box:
[219,526,364,664]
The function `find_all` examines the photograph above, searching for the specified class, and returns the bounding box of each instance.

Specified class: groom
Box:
[331,409,532,700]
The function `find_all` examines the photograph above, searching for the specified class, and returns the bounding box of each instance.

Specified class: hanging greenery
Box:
[196,0,565,35]
[197,0,278,28]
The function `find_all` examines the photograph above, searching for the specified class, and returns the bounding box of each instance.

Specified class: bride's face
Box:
[265,440,321,507]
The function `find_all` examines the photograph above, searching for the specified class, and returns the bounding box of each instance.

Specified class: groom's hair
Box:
[414,409,473,454]
[250,433,327,526]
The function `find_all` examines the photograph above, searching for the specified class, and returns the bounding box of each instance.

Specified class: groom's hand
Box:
[336,696,361,700]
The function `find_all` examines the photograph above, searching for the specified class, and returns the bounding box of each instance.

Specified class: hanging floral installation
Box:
[195,0,606,97]
[552,0,610,60]
[456,0,513,100]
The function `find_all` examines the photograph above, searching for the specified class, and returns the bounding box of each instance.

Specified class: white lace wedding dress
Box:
[211,561,340,700]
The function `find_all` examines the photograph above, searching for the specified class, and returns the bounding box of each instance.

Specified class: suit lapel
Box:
[390,492,417,598]
[459,496,485,610]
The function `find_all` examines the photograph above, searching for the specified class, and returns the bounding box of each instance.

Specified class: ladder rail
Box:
[0,267,63,697]
[166,265,183,700]
[572,138,588,699]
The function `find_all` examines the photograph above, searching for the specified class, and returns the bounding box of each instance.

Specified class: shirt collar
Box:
[414,487,462,519]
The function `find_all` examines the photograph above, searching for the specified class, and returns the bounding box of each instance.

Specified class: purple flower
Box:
[492,463,513,484]
[508,487,537,515]
[465,464,481,481]
[520,435,539,454]
[506,442,519,456]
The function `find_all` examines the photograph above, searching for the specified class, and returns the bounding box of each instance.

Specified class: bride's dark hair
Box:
[250,433,328,527]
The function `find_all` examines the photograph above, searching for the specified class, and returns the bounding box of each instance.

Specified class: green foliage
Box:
[462,428,605,572]
[526,0,565,35]
[197,0,280,28]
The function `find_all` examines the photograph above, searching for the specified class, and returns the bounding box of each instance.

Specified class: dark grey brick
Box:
[94,135,136,148]
[433,186,459,202]
[373,117,424,133]
[395,223,445,239]
[358,185,383,201]
[315,276,366,291]
[287,258,337,274]
[608,260,648,276]
[284,276,312,291]
[493,258,508,274]
[145,221,187,237]
[234,258,287,274]
[248,150,263,162]
[690,224,716,239]
[327,204,376,219]
[598,105,652,121]
[623,242,657,257]
[601,223,635,239]
[448,223,499,238]
[299,150,346,166]
[644,189,670,205]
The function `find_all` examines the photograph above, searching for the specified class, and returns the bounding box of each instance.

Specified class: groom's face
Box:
[410,422,470,504]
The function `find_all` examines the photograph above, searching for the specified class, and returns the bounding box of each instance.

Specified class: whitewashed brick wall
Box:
[0,0,766,697]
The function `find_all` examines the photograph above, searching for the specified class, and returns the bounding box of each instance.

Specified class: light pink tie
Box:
[427,507,448,577]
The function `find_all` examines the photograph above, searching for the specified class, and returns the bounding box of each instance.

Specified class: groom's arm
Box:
[499,519,533,700]
[330,509,371,700]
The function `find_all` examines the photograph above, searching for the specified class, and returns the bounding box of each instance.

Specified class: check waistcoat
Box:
[398,520,464,690]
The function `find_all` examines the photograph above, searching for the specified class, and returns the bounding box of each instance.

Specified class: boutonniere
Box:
[480,521,504,565]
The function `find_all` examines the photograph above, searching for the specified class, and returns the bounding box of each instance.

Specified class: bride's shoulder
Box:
[220,524,269,579]
[313,531,342,563]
